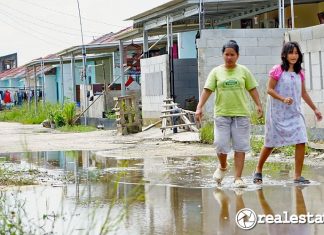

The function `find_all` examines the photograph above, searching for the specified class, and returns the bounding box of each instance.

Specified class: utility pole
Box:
[76,0,88,125]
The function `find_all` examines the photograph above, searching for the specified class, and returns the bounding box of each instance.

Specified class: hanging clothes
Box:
[3,90,11,104]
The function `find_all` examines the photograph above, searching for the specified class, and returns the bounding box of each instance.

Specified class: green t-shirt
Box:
[204,64,258,117]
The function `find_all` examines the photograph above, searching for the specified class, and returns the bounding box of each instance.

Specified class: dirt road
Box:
[0,122,216,158]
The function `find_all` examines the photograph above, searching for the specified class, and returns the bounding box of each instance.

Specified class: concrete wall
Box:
[95,58,113,84]
[173,58,198,109]
[140,55,170,121]
[289,24,324,130]
[196,28,286,119]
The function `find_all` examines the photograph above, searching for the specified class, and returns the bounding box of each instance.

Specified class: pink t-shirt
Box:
[269,64,305,81]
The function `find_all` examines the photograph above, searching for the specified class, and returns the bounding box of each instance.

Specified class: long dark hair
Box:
[281,41,303,73]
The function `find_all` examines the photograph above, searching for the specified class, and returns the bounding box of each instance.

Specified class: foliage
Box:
[199,121,214,144]
[0,165,36,186]
[251,136,311,156]
[63,102,76,126]
[250,136,264,156]
[105,109,116,119]
[0,102,79,128]
[250,111,265,125]
[53,110,65,127]
[0,102,49,124]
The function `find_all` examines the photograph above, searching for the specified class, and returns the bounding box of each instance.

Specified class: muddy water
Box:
[0,151,324,234]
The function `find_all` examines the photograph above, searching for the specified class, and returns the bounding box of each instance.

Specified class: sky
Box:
[0,0,170,66]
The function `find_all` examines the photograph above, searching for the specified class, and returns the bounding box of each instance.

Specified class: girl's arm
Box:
[248,88,263,117]
[195,88,212,122]
[301,81,322,121]
[267,77,293,105]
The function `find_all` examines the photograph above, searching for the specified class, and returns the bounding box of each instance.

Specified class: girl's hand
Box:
[315,109,323,121]
[283,97,293,105]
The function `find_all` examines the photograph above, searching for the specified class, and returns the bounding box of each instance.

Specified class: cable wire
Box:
[13,0,125,28]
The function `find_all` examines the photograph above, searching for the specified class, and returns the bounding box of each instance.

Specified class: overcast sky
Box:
[0,0,170,66]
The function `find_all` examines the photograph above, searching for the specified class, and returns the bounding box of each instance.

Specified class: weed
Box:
[199,122,214,144]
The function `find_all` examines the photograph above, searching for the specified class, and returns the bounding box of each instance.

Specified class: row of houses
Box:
[1,0,324,130]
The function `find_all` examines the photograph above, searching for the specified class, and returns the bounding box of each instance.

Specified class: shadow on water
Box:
[0,151,324,234]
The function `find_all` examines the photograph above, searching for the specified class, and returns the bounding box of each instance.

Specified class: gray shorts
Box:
[214,116,251,154]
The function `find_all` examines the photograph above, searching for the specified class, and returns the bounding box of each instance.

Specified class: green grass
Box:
[57,125,97,132]
[200,122,312,156]
[199,121,214,144]
[250,111,265,125]
[0,166,37,186]
[250,136,264,156]
[0,102,49,124]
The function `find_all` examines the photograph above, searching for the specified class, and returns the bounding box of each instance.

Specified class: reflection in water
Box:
[256,187,310,235]
[0,151,324,234]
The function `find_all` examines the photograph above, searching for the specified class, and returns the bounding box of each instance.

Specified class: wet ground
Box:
[1,151,324,234]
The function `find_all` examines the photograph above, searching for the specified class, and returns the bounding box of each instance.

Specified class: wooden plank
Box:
[160,113,186,118]
[142,120,162,131]
[162,103,179,107]
[180,114,199,132]
[160,123,196,129]
[161,108,181,113]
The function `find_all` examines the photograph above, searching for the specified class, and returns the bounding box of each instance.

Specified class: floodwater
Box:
[0,151,324,235]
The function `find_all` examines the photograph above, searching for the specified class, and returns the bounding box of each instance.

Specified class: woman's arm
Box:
[301,81,322,121]
[267,77,293,105]
[195,88,212,122]
[248,88,263,117]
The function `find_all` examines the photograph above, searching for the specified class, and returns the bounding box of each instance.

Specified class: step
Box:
[162,103,179,107]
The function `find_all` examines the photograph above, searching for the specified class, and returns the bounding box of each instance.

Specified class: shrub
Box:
[54,110,65,127]
[63,102,76,126]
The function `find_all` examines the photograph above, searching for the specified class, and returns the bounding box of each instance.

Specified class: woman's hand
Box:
[256,105,263,118]
[314,109,323,121]
[195,107,203,123]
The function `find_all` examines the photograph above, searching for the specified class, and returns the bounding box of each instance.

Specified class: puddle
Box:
[0,151,324,234]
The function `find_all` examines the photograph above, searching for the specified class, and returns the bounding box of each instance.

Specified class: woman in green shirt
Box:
[195,40,263,188]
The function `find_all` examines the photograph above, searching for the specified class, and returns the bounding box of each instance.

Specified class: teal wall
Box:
[55,61,95,103]
[178,31,197,59]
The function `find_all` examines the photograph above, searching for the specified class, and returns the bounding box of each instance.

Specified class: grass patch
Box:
[57,125,97,132]
[250,136,264,156]
[200,122,312,157]
[0,166,37,186]
[250,111,265,125]
[0,102,49,124]
[251,136,311,156]
[199,121,214,144]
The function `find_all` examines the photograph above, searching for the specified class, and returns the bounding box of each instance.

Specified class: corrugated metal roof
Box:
[0,64,54,80]
[124,0,324,32]
[0,66,26,80]
[89,27,134,44]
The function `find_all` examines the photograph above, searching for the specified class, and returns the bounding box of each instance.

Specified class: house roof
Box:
[120,0,324,39]
[88,27,135,44]
[0,64,55,81]
[0,66,26,80]
[56,26,167,56]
